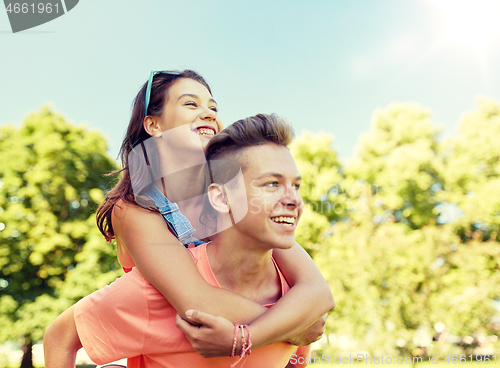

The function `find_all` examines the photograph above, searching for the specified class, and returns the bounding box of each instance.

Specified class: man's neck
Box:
[207,230,281,305]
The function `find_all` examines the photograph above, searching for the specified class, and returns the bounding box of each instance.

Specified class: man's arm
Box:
[44,306,82,368]
[250,242,334,348]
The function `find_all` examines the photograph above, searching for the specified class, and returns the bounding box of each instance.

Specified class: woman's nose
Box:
[201,107,217,121]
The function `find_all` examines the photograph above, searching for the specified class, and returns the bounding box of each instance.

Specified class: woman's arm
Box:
[114,200,268,322]
[176,243,334,356]
[114,201,333,353]
[259,242,335,346]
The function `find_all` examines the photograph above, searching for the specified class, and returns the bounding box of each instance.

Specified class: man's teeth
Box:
[271,216,296,226]
[197,128,215,136]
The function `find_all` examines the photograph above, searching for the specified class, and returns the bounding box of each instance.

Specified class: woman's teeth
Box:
[197,128,215,136]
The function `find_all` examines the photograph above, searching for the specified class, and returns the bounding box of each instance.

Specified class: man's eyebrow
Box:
[178,94,217,105]
[256,172,302,181]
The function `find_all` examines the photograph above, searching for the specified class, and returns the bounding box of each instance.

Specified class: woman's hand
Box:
[286,313,328,346]
[175,310,235,358]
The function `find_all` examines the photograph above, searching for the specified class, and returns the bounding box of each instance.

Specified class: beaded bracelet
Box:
[230,324,252,367]
[230,323,239,358]
[242,324,252,355]
[240,325,246,354]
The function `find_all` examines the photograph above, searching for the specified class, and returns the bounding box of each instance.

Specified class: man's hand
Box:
[286,313,327,346]
[175,310,235,358]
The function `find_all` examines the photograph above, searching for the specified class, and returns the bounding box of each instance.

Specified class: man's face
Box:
[229,143,303,251]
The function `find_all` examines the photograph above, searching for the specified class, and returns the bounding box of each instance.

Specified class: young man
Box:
[44,114,326,367]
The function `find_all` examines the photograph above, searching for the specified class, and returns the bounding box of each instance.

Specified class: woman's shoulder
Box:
[112,198,176,238]
[112,197,180,253]
[111,198,159,232]
[112,198,156,220]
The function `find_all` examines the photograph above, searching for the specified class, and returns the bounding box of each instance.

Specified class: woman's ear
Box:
[207,183,230,214]
[143,116,161,137]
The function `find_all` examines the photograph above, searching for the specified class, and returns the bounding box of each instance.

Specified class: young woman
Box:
[46,70,334,363]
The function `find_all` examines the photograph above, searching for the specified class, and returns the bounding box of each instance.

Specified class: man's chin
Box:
[271,237,296,251]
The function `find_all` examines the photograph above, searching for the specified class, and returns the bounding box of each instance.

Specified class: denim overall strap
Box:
[144,185,204,247]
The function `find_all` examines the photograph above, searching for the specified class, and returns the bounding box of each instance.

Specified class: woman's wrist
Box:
[229,324,252,367]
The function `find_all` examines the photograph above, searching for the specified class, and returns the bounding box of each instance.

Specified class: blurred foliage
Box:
[292,99,500,358]
[290,132,344,254]
[0,107,122,351]
[347,103,442,229]
[440,98,500,241]
[1,100,499,361]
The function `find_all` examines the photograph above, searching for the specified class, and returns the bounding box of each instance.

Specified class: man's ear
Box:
[143,116,161,137]
[207,183,231,214]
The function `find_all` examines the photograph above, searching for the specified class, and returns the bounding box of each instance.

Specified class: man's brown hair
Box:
[205,113,294,167]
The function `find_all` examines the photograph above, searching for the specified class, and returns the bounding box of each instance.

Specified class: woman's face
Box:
[156,78,223,148]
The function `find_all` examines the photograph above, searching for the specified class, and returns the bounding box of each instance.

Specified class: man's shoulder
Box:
[187,242,207,259]
[188,243,220,287]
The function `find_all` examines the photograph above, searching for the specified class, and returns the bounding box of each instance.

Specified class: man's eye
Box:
[265,182,279,187]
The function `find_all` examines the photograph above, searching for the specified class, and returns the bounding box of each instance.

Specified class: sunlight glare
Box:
[427,0,500,50]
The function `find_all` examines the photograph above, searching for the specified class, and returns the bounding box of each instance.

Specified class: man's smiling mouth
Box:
[270,216,297,227]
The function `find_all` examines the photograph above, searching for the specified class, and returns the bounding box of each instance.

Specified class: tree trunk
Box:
[20,334,34,368]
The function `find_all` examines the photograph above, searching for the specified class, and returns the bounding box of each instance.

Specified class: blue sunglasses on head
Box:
[144,70,181,118]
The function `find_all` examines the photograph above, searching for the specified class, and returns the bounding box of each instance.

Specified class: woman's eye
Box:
[265,182,279,188]
[185,102,197,107]
[293,184,301,190]
[210,106,218,112]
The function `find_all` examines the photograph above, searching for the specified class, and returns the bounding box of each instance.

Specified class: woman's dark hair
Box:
[97,70,212,241]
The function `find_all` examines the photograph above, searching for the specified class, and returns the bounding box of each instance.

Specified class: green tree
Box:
[441,98,500,241]
[291,103,500,358]
[290,132,344,254]
[348,103,442,229]
[0,107,121,367]
[315,213,500,358]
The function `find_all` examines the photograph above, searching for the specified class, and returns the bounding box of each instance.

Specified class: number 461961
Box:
[5,3,60,14]
[443,354,496,364]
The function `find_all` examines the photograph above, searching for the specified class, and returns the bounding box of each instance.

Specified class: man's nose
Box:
[281,185,303,208]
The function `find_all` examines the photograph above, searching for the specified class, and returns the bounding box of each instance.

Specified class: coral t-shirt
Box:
[75,243,309,368]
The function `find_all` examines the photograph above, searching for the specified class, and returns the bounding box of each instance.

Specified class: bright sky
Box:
[1,0,500,161]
